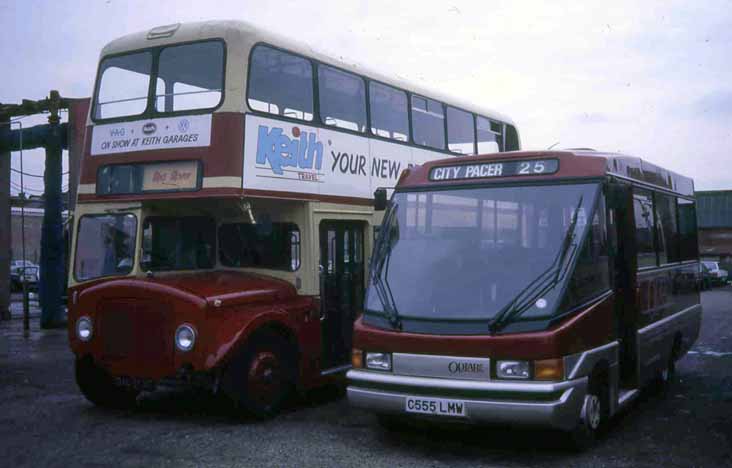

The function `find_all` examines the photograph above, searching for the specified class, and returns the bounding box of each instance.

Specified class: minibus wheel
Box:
[74,357,139,409]
[222,333,294,419]
[569,372,608,450]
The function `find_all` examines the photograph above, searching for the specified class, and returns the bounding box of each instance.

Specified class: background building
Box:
[696,190,732,271]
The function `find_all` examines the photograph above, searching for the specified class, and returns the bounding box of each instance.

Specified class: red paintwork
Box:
[68,271,327,389]
[400,150,608,189]
[353,294,616,360]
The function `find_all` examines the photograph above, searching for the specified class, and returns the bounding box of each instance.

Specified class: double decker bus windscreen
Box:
[365,183,602,334]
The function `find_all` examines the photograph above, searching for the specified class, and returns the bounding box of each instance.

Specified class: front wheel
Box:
[221,334,294,419]
[75,357,139,409]
[569,376,608,450]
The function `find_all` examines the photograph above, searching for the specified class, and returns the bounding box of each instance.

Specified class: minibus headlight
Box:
[76,316,93,342]
[496,360,530,379]
[175,324,196,352]
[365,352,392,371]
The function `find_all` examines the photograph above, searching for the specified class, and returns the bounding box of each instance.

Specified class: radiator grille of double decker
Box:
[98,299,172,373]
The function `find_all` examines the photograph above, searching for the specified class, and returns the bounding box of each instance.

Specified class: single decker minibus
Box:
[348,150,701,445]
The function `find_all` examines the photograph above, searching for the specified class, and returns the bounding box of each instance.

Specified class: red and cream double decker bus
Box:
[348,150,701,445]
[67,20,520,416]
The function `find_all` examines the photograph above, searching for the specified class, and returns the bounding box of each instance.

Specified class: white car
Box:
[702,261,728,288]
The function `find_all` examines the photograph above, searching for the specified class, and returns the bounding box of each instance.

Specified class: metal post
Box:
[39,91,65,328]
[0,114,10,320]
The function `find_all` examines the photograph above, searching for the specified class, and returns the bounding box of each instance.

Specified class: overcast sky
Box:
[2,0,730,194]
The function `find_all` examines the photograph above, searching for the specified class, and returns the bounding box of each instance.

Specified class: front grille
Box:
[98,299,171,371]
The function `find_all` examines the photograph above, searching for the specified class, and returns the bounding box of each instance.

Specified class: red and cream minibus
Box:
[66,21,520,417]
[348,150,701,444]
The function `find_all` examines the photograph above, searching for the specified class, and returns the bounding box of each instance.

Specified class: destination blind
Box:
[429,159,559,181]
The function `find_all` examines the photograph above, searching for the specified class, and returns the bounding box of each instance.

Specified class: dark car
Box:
[10,260,39,292]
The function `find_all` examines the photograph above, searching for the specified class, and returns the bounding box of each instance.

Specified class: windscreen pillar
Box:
[0,114,10,321]
[39,110,65,328]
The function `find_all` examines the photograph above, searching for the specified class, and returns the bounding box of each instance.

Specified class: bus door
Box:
[607,183,640,388]
[319,221,365,371]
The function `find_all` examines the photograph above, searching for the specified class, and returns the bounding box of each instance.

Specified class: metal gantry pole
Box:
[0,114,10,321]
[39,92,65,328]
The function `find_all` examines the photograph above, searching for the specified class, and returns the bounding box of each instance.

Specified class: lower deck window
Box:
[141,217,215,271]
[219,222,300,271]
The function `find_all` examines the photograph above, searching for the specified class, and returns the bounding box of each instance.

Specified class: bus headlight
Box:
[175,324,196,352]
[76,316,93,342]
[496,360,530,379]
[365,352,392,371]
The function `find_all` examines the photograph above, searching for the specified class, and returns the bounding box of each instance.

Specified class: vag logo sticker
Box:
[256,125,323,175]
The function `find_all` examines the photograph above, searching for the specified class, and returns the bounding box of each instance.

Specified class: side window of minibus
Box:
[633,189,657,268]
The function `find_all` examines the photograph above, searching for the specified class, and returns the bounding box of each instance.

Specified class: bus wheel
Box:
[655,339,679,394]
[223,334,293,419]
[569,374,608,450]
[75,357,139,409]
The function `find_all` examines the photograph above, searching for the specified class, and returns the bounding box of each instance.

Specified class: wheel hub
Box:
[583,394,602,430]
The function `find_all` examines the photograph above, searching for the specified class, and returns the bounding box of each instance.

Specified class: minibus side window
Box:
[655,193,680,264]
[633,189,657,268]
[678,199,698,261]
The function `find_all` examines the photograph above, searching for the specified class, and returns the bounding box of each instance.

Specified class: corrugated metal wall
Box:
[697,191,732,228]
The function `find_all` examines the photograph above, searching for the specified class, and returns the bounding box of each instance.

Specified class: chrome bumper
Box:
[347,369,587,431]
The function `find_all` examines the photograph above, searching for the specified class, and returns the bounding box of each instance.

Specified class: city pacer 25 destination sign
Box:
[429,158,559,181]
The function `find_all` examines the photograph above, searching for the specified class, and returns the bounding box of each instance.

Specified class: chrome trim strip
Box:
[637,304,702,336]
[347,369,583,393]
[321,364,352,376]
[392,353,491,381]
[637,261,699,275]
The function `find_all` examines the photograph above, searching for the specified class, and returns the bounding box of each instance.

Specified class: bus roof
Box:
[399,150,695,197]
[98,20,515,126]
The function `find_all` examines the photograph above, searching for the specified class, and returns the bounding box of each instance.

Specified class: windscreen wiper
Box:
[369,203,402,330]
[489,196,584,333]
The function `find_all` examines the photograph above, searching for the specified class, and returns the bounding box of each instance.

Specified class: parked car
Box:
[9,260,39,292]
[701,261,729,289]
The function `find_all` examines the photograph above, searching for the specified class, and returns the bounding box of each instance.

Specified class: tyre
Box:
[221,333,294,419]
[569,373,608,450]
[75,357,139,409]
[654,340,679,395]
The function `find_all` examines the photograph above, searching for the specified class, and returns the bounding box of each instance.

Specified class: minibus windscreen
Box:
[365,183,600,333]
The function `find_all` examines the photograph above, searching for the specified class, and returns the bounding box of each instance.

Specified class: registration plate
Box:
[405,396,466,417]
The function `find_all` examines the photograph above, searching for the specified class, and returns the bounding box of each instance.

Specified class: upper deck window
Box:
[369,82,408,141]
[447,106,475,154]
[95,52,152,119]
[476,116,502,153]
[412,95,445,150]
[318,65,367,132]
[248,45,314,121]
[155,41,224,112]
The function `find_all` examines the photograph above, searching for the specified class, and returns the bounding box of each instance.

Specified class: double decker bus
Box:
[66,20,520,416]
[348,150,701,445]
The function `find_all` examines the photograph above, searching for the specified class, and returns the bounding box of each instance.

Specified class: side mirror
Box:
[374,188,388,211]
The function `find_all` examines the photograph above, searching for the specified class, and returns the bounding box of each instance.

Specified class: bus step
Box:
[618,388,640,409]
